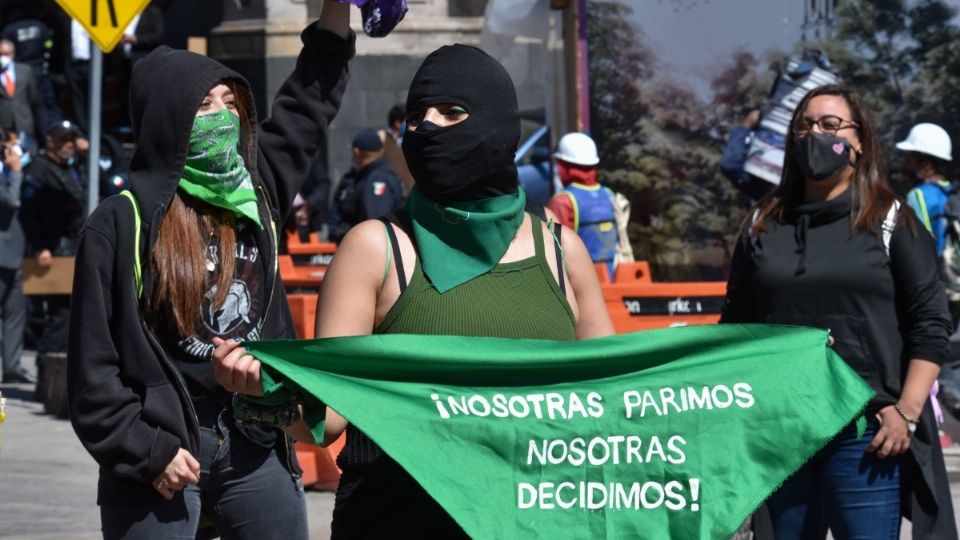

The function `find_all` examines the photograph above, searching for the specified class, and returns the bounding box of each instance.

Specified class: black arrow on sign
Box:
[90,0,119,27]
[107,0,118,27]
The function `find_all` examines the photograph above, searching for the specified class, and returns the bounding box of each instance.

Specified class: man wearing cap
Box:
[20,120,87,397]
[548,132,630,280]
[328,128,404,242]
[897,123,954,256]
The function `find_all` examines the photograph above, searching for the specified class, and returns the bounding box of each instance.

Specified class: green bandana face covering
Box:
[178,109,262,228]
[406,186,526,293]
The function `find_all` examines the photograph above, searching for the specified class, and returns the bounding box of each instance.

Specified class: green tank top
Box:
[375,214,576,341]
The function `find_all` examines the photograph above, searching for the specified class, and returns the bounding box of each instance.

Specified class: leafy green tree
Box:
[587,1,772,280]
[812,0,960,188]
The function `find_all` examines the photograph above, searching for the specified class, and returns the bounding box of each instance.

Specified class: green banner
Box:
[246,324,873,539]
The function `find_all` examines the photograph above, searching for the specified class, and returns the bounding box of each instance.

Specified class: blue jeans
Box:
[767,421,901,540]
[100,415,308,540]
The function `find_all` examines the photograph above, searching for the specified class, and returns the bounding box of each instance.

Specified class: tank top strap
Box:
[531,214,563,294]
[530,212,546,260]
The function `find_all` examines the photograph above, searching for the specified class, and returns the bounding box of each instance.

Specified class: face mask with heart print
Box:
[793,132,854,181]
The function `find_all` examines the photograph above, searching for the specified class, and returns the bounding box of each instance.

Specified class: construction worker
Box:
[897,123,953,256]
[548,132,628,280]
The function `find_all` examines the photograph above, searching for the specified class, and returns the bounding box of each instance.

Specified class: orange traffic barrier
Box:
[603,262,726,332]
[286,230,338,259]
[287,293,318,340]
[295,433,346,491]
[282,247,342,489]
[593,263,611,284]
[614,261,653,284]
[279,254,327,289]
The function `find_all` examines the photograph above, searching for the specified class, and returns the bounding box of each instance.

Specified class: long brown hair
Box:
[145,79,256,337]
[750,85,901,236]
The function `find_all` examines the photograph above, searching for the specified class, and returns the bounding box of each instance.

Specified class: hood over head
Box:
[127,46,258,233]
[125,46,259,299]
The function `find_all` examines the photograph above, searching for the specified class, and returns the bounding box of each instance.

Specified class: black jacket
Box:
[329,157,403,242]
[22,152,85,256]
[66,25,354,504]
[721,191,957,539]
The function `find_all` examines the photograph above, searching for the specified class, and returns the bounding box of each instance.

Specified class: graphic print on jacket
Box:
[172,223,266,397]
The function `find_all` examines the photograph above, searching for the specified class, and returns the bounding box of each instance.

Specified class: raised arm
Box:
[257,0,353,219]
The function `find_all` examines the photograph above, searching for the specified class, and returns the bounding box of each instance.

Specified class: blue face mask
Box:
[66,156,76,167]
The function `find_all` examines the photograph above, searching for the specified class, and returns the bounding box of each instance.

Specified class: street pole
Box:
[87,41,102,217]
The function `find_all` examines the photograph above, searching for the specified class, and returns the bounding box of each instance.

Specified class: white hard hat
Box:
[896,123,953,161]
[554,132,599,167]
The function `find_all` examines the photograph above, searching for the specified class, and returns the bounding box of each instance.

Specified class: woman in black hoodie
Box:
[66,2,352,538]
[722,85,956,539]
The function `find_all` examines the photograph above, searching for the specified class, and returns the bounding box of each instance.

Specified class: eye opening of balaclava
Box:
[401,44,521,204]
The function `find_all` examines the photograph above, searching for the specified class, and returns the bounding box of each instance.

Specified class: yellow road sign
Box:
[55,0,153,53]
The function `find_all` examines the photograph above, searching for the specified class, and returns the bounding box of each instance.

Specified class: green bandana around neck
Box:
[178,109,262,228]
[406,186,526,293]
[245,324,874,539]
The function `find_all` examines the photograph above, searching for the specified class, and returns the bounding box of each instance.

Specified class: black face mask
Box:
[415,120,440,133]
[401,44,520,203]
[793,132,854,181]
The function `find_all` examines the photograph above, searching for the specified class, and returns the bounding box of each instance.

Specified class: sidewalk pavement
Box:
[0,353,334,540]
[1,352,958,539]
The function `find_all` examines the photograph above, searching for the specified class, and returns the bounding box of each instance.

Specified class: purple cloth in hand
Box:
[335,0,407,37]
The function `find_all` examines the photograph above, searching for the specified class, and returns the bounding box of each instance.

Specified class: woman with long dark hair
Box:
[214,43,614,537]
[66,2,353,538]
[721,85,956,539]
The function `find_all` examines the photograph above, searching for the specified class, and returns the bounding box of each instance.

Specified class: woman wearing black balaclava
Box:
[721,85,956,539]
[214,44,613,535]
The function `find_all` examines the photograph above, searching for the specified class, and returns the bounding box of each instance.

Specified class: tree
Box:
[812,0,960,188]
[587,1,772,280]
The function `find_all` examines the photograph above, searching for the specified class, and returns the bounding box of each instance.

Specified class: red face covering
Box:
[557,160,598,186]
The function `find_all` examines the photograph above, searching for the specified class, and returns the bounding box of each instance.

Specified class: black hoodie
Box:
[721,191,957,539]
[66,25,354,504]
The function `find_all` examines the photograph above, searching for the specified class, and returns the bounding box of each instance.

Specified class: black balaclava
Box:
[401,44,520,203]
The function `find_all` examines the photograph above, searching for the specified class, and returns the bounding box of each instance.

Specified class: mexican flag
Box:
[246,324,872,539]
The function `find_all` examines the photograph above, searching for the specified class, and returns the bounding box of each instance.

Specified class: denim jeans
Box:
[100,414,308,540]
[767,421,901,540]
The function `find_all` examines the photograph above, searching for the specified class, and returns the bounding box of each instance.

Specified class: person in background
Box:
[301,152,332,238]
[548,132,623,279]
[1,0,59,141]
[897,123,953,256]
[66,20,90,131]
[328,128,404,242]
[719,109,777,203]
[897,124,960,443]
[385,102,404,142]
[0,39,38,141]
[21,120,86,398]
[0,127,29,384]
[721,84,956,539]
[66,1,353,537]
